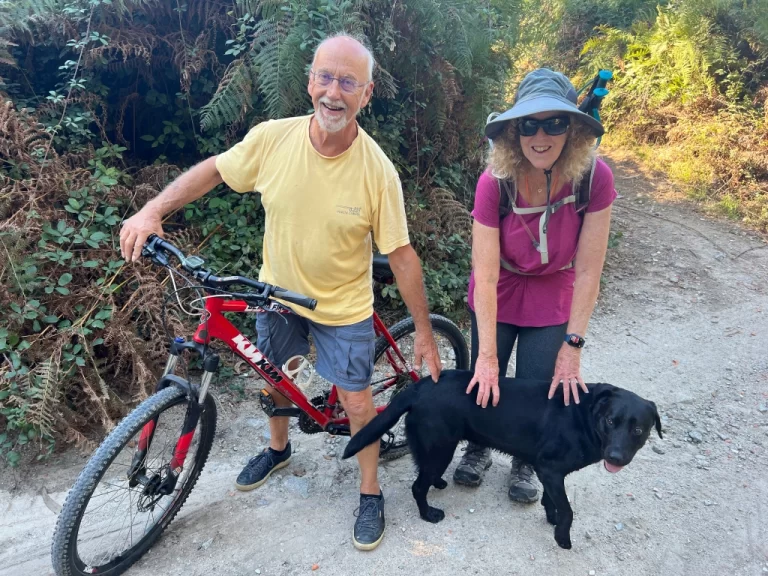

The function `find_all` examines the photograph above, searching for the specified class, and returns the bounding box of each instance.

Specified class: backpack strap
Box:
[500,259,574,275]
[496,157,596,272]
[497,176,515,220]
[574,157,596,213]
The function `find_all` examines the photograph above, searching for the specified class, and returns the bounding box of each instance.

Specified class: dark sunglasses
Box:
[518,115,570,137]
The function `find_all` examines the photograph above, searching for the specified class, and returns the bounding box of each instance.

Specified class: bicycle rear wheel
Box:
[51,385,217,576]
[372,314,468,460]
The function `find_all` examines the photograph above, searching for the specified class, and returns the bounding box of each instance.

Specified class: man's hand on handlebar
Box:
[120,208,164,263]
[139,236,317,311]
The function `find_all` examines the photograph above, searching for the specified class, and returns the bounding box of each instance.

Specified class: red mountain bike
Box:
[51,235,468,576]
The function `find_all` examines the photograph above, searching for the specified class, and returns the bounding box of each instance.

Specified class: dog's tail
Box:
[342,382,418,459]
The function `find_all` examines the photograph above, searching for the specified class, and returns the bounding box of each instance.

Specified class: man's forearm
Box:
[144,156,223,217]
[389,246,432,333]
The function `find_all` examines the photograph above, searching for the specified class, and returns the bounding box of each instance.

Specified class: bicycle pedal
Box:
[259,389,276,417]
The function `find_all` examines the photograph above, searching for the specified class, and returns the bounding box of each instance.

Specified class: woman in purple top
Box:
[453,69,618,502]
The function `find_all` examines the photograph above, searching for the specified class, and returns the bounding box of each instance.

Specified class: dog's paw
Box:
[422,506,445,523]
[544,506,557,526]
[433,478,448,490]
[554,528,572,550]
[545,509,558,526]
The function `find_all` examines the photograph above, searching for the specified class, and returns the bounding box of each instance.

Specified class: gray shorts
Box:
[255,312,375,392]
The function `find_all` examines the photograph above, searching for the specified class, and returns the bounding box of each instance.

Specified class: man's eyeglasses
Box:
[310,70,368,94]
[518,115,570,137]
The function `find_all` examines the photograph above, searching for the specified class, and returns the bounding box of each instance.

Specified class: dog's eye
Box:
[605,417,614,427]
[633,427,644,436]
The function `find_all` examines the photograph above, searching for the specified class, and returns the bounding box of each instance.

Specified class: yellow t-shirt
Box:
[215,115,410,326]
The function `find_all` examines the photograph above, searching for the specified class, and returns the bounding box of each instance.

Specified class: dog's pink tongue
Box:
[604,461,624,473]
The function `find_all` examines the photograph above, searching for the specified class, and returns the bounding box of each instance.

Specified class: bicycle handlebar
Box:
[141,234,317,311]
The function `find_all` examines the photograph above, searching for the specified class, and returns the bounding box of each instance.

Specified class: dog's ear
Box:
[650,401,663,439]
[589,384,616,418]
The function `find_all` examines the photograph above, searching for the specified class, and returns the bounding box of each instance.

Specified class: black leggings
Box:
[469,310,567,381]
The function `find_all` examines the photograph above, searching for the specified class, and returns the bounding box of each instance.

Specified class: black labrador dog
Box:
[343,369,662,549]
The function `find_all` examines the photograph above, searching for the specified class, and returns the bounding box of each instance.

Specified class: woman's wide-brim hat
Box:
[485,68,604,139]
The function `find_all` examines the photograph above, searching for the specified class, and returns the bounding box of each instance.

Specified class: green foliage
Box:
[184,187,265,278]
[1,97,191,462]
[511,0,768,232]
[421,234,473,315]
[2,0,522,461]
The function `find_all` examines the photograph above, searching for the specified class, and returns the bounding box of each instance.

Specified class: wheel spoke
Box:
[70,392,208,570]
[372,318,467,459]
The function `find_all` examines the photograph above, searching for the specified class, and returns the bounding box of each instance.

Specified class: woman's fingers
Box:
[569,378,580,405]
[466,374,479,395]
[467,376,490,407]
[479,381,490,408]
[491,382,501,407]
[548,377,560,400]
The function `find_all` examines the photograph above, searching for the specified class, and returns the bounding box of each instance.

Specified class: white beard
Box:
[315,96,353,133]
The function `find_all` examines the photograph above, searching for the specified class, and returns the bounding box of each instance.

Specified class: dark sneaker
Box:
[235,443,291,491]
[453,443,492,487]
[508,456,538,503]
[353,493,385,551]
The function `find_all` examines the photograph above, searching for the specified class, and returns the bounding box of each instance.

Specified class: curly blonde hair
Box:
[488,115,597,189]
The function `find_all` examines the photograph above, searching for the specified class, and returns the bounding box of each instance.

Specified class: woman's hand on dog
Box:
[466,352,500,408]
[548,344,589,406]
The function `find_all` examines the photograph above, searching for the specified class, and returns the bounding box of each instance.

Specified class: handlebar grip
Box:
[272,287,318,311]
[144,234,184,260]
[142,235,317,310]
[155,238,185,260]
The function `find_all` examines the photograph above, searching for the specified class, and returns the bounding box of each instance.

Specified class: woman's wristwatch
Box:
[564,333,586,348]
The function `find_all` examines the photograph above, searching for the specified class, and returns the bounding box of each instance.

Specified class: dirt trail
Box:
[2,152,768,576]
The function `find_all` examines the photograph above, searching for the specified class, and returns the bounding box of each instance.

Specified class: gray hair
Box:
[311,32,375,82]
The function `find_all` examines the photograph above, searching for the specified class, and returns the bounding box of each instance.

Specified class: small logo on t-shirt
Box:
[336,205,362,216]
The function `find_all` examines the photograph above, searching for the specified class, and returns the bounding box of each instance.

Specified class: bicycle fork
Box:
[128,339,219,501]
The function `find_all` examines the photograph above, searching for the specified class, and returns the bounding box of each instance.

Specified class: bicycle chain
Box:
[298,394,329,434]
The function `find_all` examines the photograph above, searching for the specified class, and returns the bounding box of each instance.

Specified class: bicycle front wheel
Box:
[51,384,217,576]
[372,314,469,460]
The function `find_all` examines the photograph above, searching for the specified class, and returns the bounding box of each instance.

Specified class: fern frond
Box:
[0,0,60,34]
[373,64,398,98]
[200,56,256,132]
[0,37,16,68]
[445,7,472,77]
[63,427,97,452]
[25,346,61,438]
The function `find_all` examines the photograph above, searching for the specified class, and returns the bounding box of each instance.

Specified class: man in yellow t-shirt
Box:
[119,34,442,551]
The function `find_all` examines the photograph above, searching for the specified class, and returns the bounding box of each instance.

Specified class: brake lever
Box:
[141,244,170,267]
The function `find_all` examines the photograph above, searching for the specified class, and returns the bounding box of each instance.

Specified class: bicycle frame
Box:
[132,294,420,487]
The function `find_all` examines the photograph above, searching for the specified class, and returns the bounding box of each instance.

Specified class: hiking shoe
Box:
[235,443,291,491]
[353,493,385,551]
[508,456,538,503]
[453,443,492,486]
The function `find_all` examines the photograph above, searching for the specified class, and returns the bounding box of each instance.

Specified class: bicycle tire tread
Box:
[51,385,217,576]
[374,314,468,461]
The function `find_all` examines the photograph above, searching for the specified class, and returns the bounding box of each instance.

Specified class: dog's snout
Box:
[605,448,624,464]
